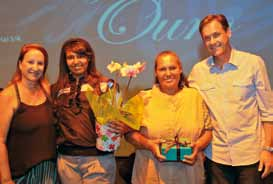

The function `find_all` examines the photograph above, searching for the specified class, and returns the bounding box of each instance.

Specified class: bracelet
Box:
[262,146,273,153]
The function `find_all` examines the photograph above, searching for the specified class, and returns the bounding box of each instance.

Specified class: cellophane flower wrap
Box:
[85,61,146,151]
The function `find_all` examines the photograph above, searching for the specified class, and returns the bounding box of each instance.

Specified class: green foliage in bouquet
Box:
[85,88,144,130]
[85,61,146,130]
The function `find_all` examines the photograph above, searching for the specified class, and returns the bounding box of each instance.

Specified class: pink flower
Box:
[106,61,146,105]
[120,62,146,78]
[120,65,138,78]
[134,62,146,73]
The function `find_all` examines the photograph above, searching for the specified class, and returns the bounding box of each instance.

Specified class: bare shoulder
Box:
[1,85,15,99]
[0,85,18,111]
[0,85,18,142]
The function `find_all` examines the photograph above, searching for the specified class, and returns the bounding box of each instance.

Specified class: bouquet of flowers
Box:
[85,61,146,151]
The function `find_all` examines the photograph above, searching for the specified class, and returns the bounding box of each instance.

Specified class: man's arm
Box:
[255,56,273,178]
[259,122,273,178]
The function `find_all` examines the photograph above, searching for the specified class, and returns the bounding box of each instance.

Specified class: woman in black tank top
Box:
[0,44,57,184]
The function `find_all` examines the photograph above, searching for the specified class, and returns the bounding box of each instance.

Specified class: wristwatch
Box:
[263,146,273,153]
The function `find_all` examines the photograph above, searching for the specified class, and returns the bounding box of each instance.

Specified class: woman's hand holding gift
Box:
[183,130,212,165]
[182,142,200,165]
[146,138,166,162]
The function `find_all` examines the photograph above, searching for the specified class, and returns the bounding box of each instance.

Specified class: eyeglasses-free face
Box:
[155,54,182,95]
[19,49,45,83]
[66,51,89,78]
[201,20,231,58]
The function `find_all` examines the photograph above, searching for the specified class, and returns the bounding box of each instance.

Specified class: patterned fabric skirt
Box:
[14,160,58,184]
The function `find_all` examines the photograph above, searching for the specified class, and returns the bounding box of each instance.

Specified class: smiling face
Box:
[19,49,45,82]
[155,53,182,95]
[65,50,89,78]
[201,20,232,59]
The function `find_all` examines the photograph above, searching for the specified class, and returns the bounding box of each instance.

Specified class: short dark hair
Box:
[199,14,230,35]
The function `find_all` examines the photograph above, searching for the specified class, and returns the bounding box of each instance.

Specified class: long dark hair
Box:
[54,38,106,92]
[154,50,189,88]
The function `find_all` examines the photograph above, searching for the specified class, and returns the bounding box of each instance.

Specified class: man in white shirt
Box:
[189,14,273,184]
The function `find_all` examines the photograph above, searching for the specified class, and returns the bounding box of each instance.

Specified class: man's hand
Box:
[258,150,273,179]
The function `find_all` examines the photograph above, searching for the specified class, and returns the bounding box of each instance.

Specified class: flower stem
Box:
[112,73,119,106]
[121,76,132,107]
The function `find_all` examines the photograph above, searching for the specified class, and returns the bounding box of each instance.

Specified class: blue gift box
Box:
[160,144,192,161]
[180,146,192,160]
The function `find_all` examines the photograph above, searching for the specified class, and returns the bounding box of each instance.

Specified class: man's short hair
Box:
[199,14,230,35]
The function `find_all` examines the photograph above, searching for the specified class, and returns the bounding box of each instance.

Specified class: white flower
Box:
[107,61,121,73]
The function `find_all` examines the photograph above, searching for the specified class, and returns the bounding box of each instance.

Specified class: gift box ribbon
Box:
[160,136,191,161]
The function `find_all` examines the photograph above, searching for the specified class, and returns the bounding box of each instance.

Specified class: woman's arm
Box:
[0,88,17,184]
[194,129,213,151]
[183,130,212,165]
[183,98,213,165]
[125,130,165,161]
[107,121,132,135]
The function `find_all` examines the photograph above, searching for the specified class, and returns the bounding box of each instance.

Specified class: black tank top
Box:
[7,83,56,178]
